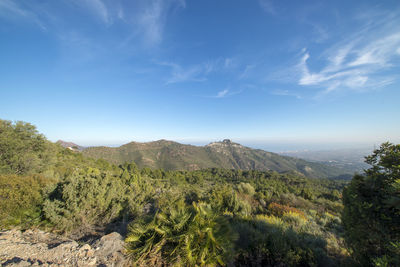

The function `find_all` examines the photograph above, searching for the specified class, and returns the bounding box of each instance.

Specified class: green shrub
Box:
[232,216,329,266]
[126,200,235,266]
[342,143,400,266]
[0,120,57,175]
[210,185,252,216]
[237,182,255,196]
[0,174,55,228]
[43,168,125,232]
[267,202,306,218]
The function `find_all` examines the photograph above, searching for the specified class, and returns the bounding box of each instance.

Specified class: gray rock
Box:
[0,230,128,267]
[93,232,127,266]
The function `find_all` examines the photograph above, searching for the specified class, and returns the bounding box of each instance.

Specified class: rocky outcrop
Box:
[0,229,128,267]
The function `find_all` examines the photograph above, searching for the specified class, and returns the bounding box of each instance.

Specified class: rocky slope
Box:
[0,229,128,266]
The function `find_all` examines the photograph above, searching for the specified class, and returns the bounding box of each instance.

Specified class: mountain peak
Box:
[206,139,243,148]
[56,140,85,151]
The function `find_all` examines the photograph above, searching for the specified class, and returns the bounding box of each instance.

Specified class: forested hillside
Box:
[1,119,398,266]
[82,139,350,179]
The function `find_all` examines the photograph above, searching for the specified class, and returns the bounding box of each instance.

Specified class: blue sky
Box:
[0,0,399,150]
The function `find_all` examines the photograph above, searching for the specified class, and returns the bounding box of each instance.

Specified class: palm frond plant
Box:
[125,200,235,266]
[181,202,235,266]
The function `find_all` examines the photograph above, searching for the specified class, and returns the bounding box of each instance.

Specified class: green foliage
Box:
[267,202,306,218]
[126,199,235,266]
[121,163,155,218]
[233,216,329,266]
[331,189,341,201]
[43,168,125,232]
[237,182,255,196]
[301,187,315,200]
[0,174,55,228]
[210,185,240,214]
[342,142,400,266]
[0,120,56,175]
[209,185,252,216]
[184,202,235,266]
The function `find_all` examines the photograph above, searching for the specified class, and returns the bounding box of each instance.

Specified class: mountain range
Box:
[76,139,352,179]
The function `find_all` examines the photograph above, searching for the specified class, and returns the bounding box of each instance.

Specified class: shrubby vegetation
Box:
[1,119,399,266]
[0,174,55,227]
[342,142,400,266]
[0,120,55,175]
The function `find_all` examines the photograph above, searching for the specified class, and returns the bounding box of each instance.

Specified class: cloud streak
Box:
[239,65,255,79]
[258,0,276,15]
[137,0,186,45]
[0,0,46,30]
[158,61,206,84]
[159,57,239,84]
[216,89,229,98]
[271,89,302,99]
[295,10,400,95]
[82,0,110,24]
[0,0,26,16]
[0,0,186,47]
[206,88,242,99]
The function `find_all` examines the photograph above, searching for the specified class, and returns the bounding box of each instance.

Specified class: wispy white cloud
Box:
[138,0,164,45]
[216,89,229,98]
[239,65,255,79]
[0,0,186,47]
[0,0,26,16]
[81,0,110,24]
[323,43,355,73]
[159,61,206,84]
[57,31,106,64]
[298,48,396,94]
[159,57,238,84]
[271,89,302,99]
[0,0,110,30]
[206,88,242,99]
[117,5,124,20]
[311,23,329,43]
[0,0,46,30]
[294,10,400,95]
[224,58,237,69]
[137,0,185,45]
[258,0,276,15]
[348,33,400,67]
